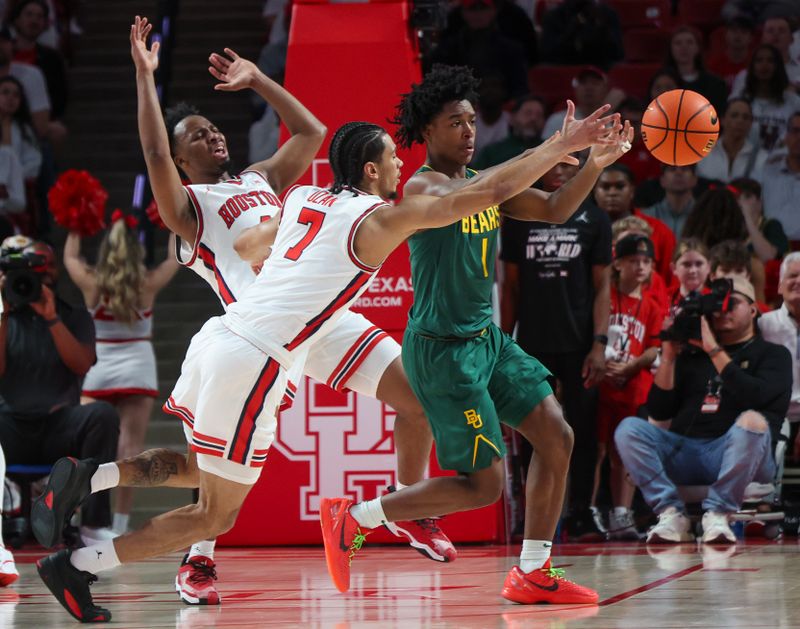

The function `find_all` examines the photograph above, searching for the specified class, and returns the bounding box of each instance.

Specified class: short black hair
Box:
[709,239,752,274]
[512,93,547,114]
[392,64,480,149]
[164,102,201,155]
[328,122,387,195]
[601,163,635,184]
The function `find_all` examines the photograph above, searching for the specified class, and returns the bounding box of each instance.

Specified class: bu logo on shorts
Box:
[464,409,483,429]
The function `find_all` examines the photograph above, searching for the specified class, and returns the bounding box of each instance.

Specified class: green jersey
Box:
[407,166,501,338]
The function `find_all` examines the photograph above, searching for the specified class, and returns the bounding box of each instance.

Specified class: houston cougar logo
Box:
[274,377,404,521]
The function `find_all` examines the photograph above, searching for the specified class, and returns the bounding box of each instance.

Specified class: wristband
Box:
[593,334,608,346]
[45,316,60,327]
[708,346,723,357]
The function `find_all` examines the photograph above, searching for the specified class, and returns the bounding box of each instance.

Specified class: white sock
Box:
[349,497,388,529]
[613,506,629,517]
[91,463,120,494]
[112,513,129,534]
[189,540,216,559]
[394,482,409,490]
[70,539,121,573]
[519,539,552,573]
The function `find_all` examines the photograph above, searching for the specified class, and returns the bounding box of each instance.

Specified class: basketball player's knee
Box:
[197,504,240,538]
[736,411,768,433]
[468,463,504,507]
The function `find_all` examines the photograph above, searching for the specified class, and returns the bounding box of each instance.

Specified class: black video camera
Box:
[660,278,734,343]
[0,249,46,308]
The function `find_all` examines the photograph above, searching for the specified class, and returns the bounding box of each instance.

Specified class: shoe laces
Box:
[348,529,369,566]
[413,517,442,534]
[86,574,98,587]
[187,559,218,584]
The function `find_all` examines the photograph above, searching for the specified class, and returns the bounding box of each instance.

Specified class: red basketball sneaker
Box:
[320,497,371,593]
[175,554,220,605]
[383,486,457,562]
[501,560,599,605]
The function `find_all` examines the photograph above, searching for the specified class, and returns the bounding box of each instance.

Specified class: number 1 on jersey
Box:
[481,237,488,277]
[285,208,325,261]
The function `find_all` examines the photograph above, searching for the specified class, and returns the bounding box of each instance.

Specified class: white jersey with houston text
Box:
[177,169,283,307]
[223,186,388,368]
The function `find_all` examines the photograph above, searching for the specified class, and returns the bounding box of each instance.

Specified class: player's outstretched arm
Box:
[502,118,633,224]
[209,48,326,195]
[356,132,579,266]
[131,16,196,244]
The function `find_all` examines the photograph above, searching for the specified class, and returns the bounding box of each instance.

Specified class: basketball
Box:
[641,89,719,166]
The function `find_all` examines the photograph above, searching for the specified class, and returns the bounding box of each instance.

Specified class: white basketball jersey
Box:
[177,170,282,308]
[223,186,388,368]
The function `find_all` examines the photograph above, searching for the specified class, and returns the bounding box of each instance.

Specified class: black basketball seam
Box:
[647,96,671,152]
[674,90,686,166]
[641,123,717,134]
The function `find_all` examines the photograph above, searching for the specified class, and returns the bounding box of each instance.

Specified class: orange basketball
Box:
[641,89,719,166]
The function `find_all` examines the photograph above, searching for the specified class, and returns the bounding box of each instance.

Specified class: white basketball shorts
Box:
[164,317,288,485]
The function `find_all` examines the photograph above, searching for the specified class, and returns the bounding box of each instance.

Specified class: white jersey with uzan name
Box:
[223,186,388,368]
[177,169,283,308]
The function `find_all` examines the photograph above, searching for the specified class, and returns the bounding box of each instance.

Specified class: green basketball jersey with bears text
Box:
[407,166,501,337]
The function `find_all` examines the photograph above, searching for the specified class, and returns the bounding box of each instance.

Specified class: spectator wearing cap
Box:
[759,252,800,461]
[593,234,664,541]
[430,0,528,99]
[643,165,698,240]
[696,99,768,184]
[731,16,800,92]
[593,163,676,284]
[707,16,757,88]
[500,159,612,541]
[664,26,729,117]
[615,276,792,544]
[761,111,800,240]
[539,0,624,69]
[541,66,610,140]
[442,0,538,67]
[472,94,545,169]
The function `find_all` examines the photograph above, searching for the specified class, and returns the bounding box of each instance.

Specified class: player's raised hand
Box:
[559,100,621,153]
[588,120,634,169]
[209,48,259,92]
[130,16,159,74]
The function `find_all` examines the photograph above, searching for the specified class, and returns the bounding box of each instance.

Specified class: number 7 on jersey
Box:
[285,207,326,261]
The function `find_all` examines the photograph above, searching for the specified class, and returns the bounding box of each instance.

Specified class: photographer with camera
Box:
[0,237,119,544]
[615,276,792,544]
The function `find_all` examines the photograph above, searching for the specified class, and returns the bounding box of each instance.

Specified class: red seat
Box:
[609,62,662,101]
[527,65,583,111]
[623,27,671,63]
[676,0,725,32]
[605,0,672,29]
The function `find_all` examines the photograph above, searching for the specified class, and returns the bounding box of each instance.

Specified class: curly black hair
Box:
[328,122,387,195]
[164,102,201,155]
[392,64,480,149]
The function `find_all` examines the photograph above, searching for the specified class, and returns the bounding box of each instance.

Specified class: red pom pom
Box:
[145,198,168,230]
[47,169,108,237]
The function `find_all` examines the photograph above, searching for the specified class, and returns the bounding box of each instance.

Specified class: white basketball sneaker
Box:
[646,506,694,543]
[701,511,736,544]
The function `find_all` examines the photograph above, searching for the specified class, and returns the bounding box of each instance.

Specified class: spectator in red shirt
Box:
[612,215,670,317]
[593,234,663,540]
[594,163,676,284]
[669,238,711,306]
